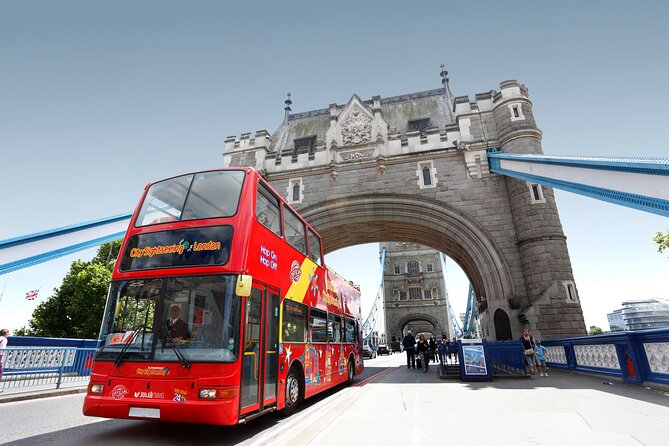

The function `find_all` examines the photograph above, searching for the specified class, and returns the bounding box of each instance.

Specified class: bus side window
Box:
[282,300,307,343]
[328,314,342,343]
[309,308,328,343]
[307,228,323,266]
[345,318,355,343]
[256,182,282,236]
[284,207,307,256]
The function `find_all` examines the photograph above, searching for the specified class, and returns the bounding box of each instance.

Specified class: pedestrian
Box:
[520,328,537,375]
[402,330,416,369]
[417,334,430,373]
[450,337,459,364]
[429,337,437,363]
[438,335,449,370]
[534,340,548,376]
[0,328,9,392]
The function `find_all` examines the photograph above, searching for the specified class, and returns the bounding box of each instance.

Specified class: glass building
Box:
[606,309,624,332]
[612,299,669,331]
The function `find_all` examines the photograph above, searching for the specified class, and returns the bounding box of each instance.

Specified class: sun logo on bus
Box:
[289,261,302,283]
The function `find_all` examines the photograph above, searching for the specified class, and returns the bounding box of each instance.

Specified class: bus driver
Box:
[166,304,189,342]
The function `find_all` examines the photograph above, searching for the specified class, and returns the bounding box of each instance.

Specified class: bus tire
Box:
[347,357,355,385]
[282,366,302,416]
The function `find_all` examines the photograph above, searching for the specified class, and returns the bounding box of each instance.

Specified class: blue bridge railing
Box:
[542,328,669,386]
[1,336,98,392]
[487,340,528,376]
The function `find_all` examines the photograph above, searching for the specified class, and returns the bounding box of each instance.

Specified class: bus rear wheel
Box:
[347,358,355,384]
[283,367,302,416]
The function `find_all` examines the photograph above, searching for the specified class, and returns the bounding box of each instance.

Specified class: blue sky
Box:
[1,1,668,333]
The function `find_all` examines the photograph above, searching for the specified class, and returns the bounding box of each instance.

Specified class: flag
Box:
[25,289,39,300]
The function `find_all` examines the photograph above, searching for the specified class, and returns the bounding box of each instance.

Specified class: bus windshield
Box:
[96,275,241,363]
[135,170,246,226]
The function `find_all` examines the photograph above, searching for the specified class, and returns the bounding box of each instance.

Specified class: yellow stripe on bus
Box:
[285,257,317,304]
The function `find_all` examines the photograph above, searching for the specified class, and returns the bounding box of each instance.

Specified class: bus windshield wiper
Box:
[162,325,191,368]
[114,325,145,367]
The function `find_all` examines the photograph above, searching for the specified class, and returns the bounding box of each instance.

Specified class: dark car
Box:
[390,341,402,353]
[363,345,377,359]
[377,344,391,355]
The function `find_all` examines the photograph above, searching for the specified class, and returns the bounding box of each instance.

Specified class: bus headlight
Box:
[90,384,104,394]
[199,389,217,399]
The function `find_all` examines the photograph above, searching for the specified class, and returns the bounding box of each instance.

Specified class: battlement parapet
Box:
[224,130,271,153]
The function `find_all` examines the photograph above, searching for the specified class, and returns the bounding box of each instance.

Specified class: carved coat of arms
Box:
[341,108,372,146]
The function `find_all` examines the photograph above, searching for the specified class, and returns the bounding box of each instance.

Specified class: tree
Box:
[654,230,669,254]
[22,240,122,339]
[588,325,604,335]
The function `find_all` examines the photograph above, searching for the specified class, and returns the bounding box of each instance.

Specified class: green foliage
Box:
[588,325,604,335]
[654,230,669,254]
[92,240,122,264]
[22,241,121,339]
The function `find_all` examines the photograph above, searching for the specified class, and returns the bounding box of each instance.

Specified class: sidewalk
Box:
[250,355,669,446]
[0,382,87,403]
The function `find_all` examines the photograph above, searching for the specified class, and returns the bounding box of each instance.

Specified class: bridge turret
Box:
[493,80,586,339]
[492,80,542,153]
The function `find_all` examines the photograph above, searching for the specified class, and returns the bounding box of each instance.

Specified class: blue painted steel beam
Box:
[487,151,669,217]
[0,213,132,275]
[362,247,386,342]
[439,253,463,339]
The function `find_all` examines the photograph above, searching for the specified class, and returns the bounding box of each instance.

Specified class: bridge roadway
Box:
[1,353,668,446]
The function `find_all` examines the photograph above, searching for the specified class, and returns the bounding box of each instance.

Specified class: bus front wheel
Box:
[283,367,302,415]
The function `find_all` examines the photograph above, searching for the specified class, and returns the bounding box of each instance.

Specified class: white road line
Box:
[249,387,355,446]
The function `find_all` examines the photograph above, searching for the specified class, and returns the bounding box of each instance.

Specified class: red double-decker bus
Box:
[83,168,363,425]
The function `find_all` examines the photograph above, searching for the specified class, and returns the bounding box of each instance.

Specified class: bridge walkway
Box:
[2,354,668,445]
[265,355,669,445]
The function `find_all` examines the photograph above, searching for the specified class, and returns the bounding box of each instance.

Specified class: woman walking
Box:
[416,334,430,373]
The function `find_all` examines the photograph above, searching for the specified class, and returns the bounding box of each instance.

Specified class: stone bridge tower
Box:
[381,242,450,342]
[223,69,587,340]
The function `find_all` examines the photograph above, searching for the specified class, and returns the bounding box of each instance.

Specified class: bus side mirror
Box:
[236,275,253,297]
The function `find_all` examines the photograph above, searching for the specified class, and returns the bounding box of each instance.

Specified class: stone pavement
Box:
[249,354,669,446]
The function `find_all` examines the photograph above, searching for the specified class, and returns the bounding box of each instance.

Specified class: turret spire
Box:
[440,64,453,98]
[283,92,292,123]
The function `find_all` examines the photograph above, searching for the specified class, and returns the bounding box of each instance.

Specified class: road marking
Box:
[249,387,354,446]
[352,366,395,387]
[250,367,396,445]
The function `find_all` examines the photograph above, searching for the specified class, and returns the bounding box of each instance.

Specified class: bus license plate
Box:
[129,407,160,418]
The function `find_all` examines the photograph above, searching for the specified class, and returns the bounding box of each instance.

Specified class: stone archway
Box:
[300,193,518,336]
[397,313,441,338]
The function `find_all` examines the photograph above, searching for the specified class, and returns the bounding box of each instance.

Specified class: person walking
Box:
[417,334,430,373]
[429,337,437,363]
[438,335,449,369]
[0,328,9,393]
[450,337,459,364]
[402,330,416,369]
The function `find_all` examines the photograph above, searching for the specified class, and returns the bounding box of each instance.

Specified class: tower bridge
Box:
[223,73,585,341]
[3,71,669,342]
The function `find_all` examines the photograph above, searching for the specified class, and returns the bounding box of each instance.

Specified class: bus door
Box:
[263,288,279,407]
[240,285,280,414]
